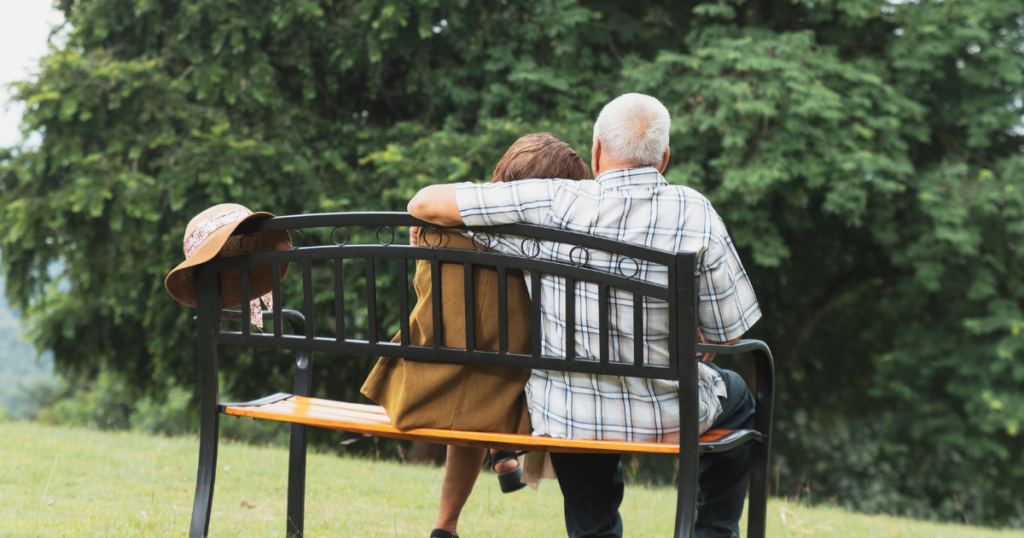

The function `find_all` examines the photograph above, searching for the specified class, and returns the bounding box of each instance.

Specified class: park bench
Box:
[186,212,775,538]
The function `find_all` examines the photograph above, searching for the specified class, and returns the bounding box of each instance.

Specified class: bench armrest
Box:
[194,308,312,395]
[219,308,306,336]
[696,339,774,445]
[196,309,306,336]
[695,338,772,358]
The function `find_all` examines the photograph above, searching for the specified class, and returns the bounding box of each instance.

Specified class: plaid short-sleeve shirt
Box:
[454,167,762,442]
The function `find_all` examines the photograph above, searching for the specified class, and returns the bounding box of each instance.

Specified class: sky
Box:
[0,1,65,148]
[0,1,62,377]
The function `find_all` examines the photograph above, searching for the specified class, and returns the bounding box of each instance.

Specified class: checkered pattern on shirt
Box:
[454,167,762,442]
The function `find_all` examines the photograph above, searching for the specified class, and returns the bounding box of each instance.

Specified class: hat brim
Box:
[165,212,291,308]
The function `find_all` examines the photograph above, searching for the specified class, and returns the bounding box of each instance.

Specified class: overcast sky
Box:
[0,1,65,148]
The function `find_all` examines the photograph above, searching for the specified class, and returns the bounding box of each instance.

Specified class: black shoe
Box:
[492,449,527,494]
[430,530,456,538]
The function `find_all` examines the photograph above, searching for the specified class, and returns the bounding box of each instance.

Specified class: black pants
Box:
[549,365,756,538]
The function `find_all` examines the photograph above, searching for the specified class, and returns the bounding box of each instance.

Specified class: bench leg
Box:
[188,403,219,537]
[747,347,775,538]
[287,348,313,538]
[673,445,700,537]
[190,264,221,538]
[745,441,770,538]
[287,422,308,537]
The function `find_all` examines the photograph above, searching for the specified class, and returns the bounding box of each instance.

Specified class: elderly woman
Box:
[361,133,589,538]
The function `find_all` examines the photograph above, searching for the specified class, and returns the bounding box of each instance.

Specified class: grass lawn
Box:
[1,421,1021,537]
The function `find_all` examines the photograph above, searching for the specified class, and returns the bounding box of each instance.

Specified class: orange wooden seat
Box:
[222,394,756,455]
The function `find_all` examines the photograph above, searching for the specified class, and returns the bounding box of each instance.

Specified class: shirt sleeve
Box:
[453,179,560,226]
[697,215,762,342]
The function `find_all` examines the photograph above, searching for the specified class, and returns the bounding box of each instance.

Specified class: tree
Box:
[1,0,1022,525]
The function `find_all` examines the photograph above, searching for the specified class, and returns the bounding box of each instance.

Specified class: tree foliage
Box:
[1,0,1023,525]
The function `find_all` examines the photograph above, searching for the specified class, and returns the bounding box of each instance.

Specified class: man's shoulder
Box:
[650,183,731,242]
[667,183,720,216]
[653,182,713,205]
[676,183,710,199]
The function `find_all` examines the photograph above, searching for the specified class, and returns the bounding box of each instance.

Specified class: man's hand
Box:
[409,226,419,246]
[697,330,739,362]
[408,185,464,227]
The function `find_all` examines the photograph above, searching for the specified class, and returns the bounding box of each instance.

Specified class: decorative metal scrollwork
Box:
[421,226,442,248]
[470,231,492,253]
[331,227,350,247]
[240,234,259,254]
[568,245,590,268]
[286,229,303,250]
[376,226,394,246]
[617,256,640,280]
[520,237,540,259]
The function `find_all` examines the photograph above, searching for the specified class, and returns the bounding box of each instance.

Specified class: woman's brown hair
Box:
[491,133,589,183]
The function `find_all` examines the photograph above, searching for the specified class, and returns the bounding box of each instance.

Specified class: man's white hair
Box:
[593,93,671,167]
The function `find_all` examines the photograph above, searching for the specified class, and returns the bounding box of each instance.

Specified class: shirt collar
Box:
[594,167,669,189]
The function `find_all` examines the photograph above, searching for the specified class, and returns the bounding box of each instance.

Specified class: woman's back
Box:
[361,132,589,436]
[361,228,533,434]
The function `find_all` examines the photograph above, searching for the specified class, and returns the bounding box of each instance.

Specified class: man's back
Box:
[455,166,761,442]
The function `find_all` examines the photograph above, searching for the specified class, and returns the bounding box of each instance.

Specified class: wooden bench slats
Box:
[222,396,734,455]
[269,401,389,422]
[295,398,390,415]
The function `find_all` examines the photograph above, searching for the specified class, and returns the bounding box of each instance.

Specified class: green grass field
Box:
[1,421,1021,538]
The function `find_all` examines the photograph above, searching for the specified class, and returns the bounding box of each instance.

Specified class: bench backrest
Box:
[195,212,699,382]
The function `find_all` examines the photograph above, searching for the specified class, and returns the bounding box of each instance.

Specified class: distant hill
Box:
[0,274,55,417]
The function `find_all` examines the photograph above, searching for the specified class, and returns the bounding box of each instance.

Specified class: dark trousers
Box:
[550,365,755,538]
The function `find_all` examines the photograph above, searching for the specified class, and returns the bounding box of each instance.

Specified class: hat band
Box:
[183,208,254,259]
[182,206,271,329]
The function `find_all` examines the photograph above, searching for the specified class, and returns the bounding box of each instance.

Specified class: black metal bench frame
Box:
[187,211,774,538]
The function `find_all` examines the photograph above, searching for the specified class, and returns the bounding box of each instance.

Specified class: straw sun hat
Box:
[164,203,291,327]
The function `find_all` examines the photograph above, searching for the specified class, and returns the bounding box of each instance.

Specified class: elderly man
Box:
[409,93,761,538]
